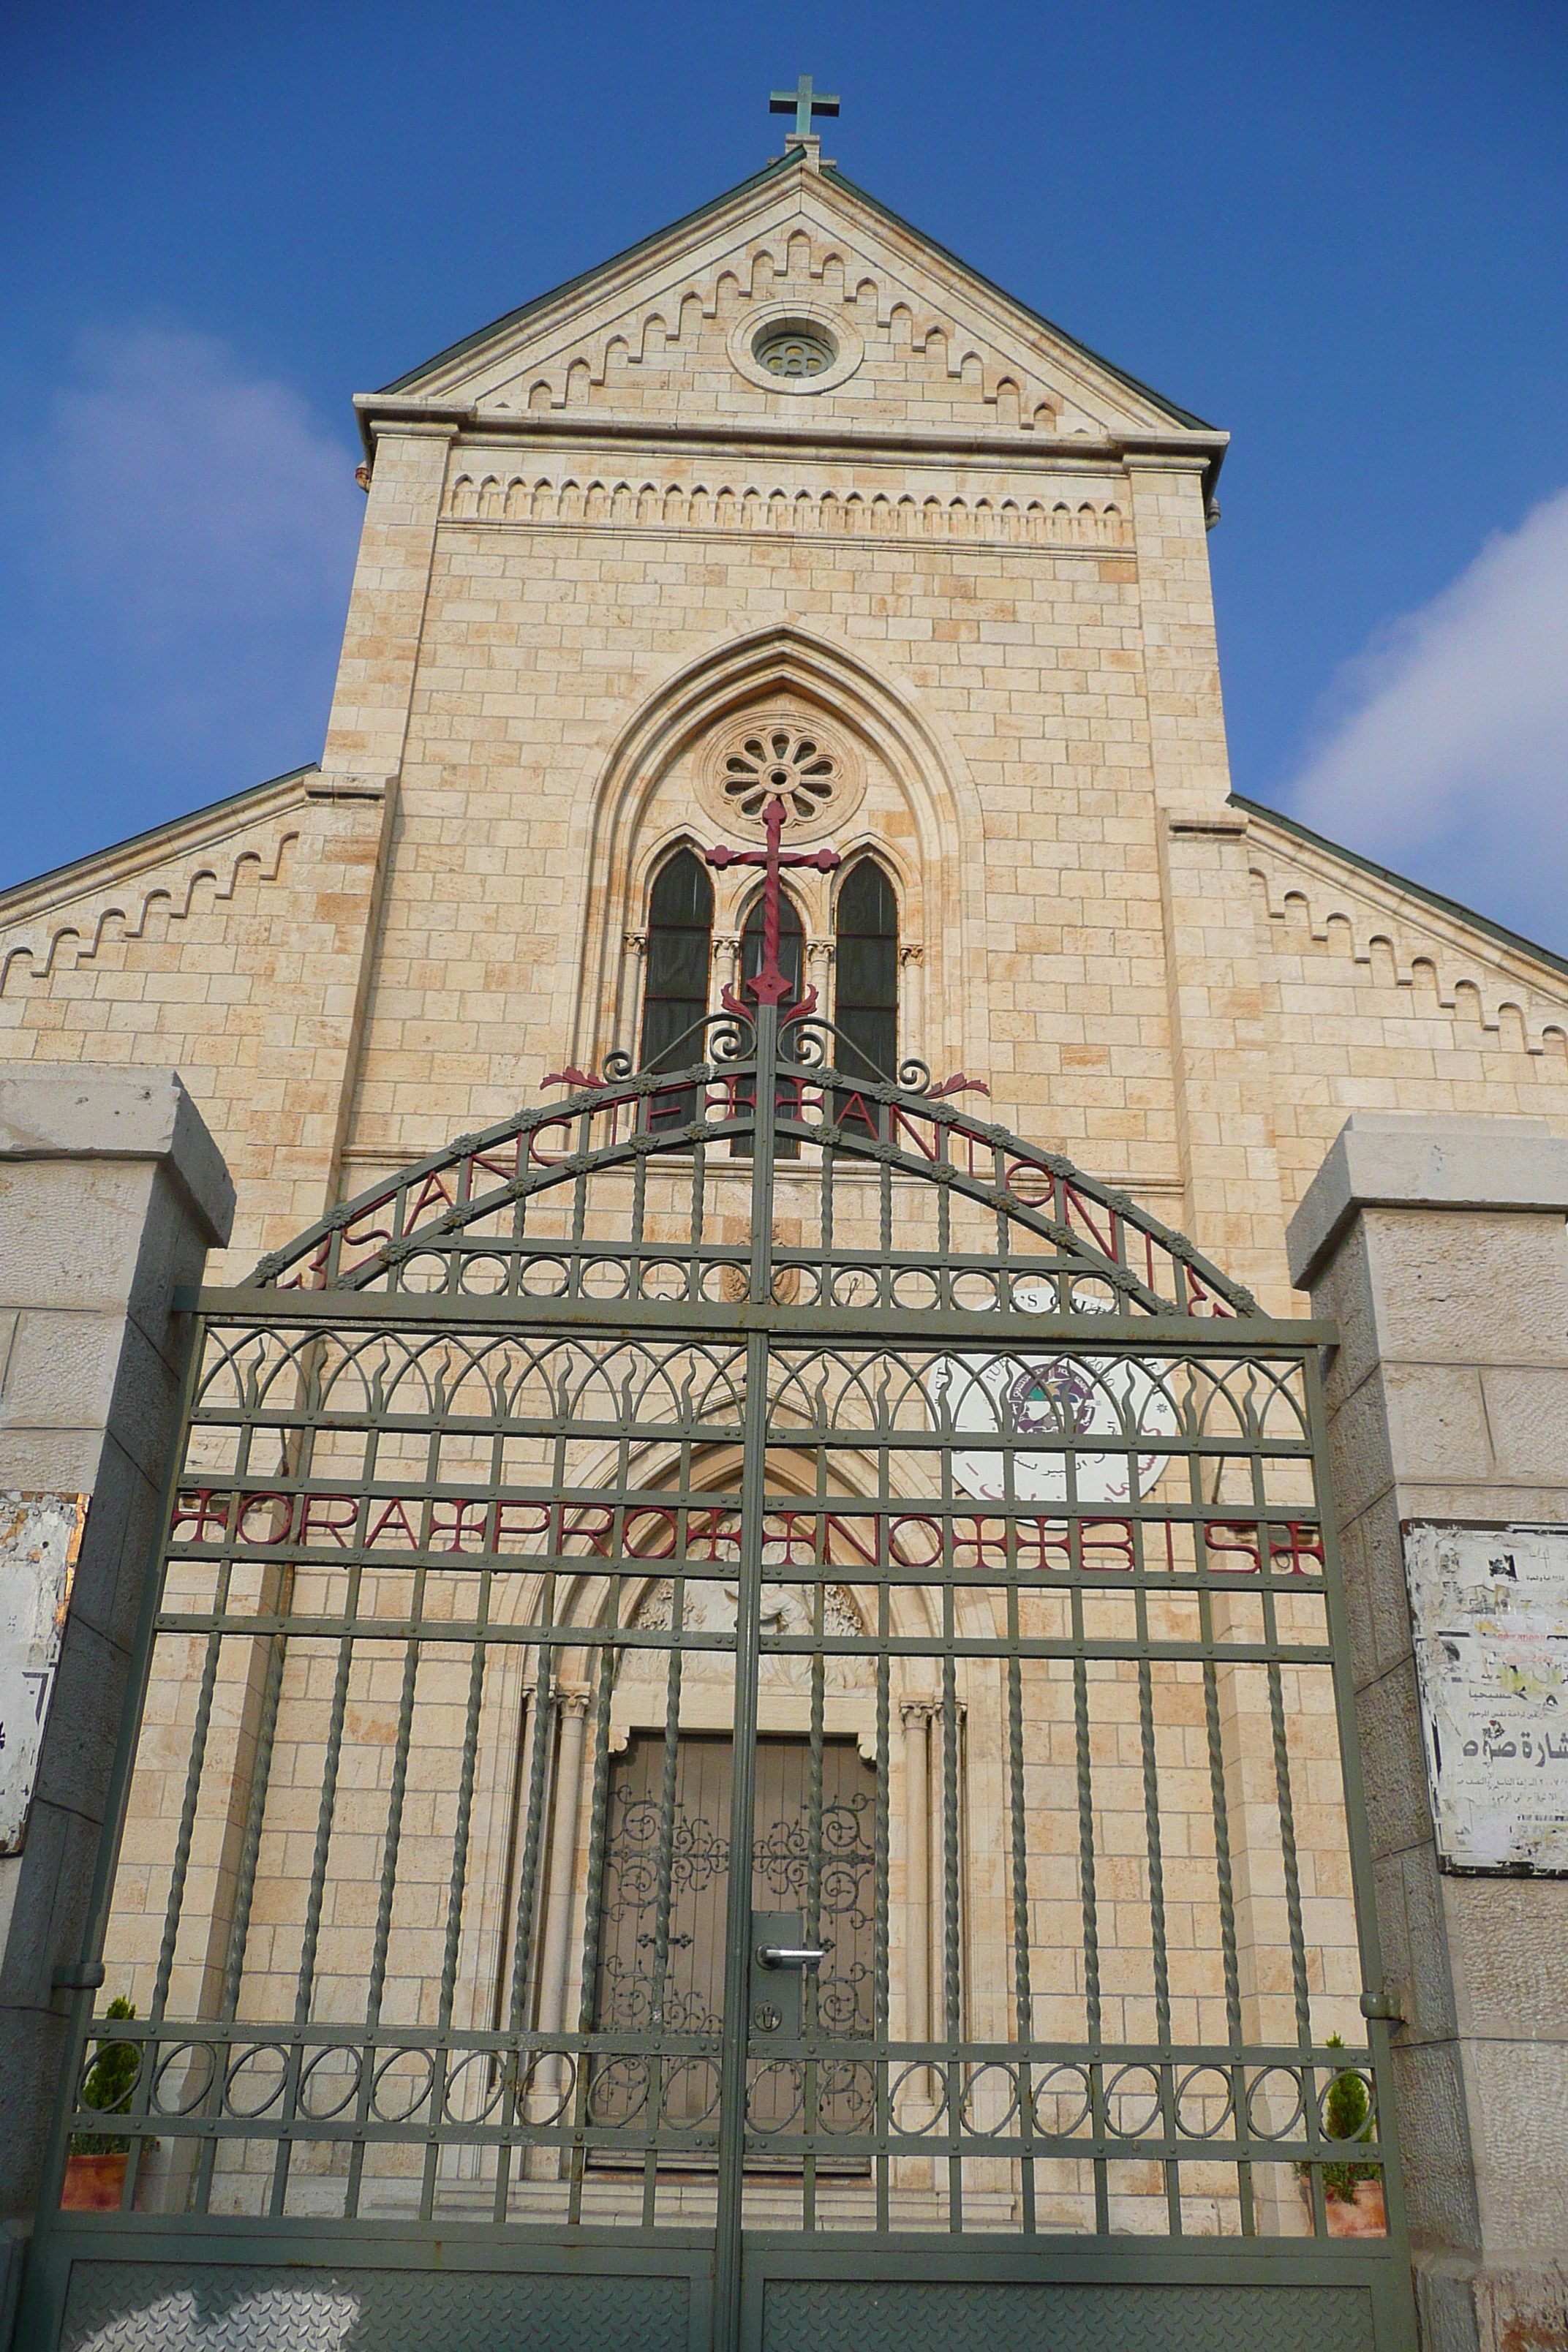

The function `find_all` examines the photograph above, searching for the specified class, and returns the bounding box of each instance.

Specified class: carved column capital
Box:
[899,941,925,967]
[622,930,647,955]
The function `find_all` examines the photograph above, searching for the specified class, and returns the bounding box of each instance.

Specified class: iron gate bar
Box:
[712,982,784,2352]
[143,1628,1338,1668]
[713,1322,769,2352]
[178,1287,1338,1344]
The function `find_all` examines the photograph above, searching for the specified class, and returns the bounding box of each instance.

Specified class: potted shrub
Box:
[1300,2035,1385,2236]
[62,1997,149,2212]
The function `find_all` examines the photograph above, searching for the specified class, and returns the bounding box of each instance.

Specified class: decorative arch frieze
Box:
[1248,843,1568,1063]
[0,832,298,999]
[467,222,1075,433]
[442,467,1127,546]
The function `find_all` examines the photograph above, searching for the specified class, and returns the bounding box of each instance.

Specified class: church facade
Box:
[4,140,1564,1304]
[10,119,1567,2352]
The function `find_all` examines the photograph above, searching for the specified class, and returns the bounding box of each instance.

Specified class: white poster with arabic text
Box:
[1404,1521,1568,1874]
[0,1490,88,1855]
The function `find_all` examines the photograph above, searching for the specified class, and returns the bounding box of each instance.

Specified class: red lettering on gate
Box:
[889,1107,938,1163]
[172,1489,234,1543]
[429,1497,493,1553]
[365,1496,424,1550]
[300,1493,358,1545]
[235,1491,293,1545]
[1204,1520,1322,1575]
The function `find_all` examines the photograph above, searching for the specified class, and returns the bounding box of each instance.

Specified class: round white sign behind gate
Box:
[938,1283,1180,1507]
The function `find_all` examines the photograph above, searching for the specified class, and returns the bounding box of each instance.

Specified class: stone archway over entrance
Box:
[22,991,1415,2352]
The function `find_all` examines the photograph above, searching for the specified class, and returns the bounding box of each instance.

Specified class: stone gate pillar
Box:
[0,1068,232,2331]
[1288,1112,1568,2352]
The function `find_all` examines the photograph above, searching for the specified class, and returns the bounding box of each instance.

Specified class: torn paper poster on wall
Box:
[0,1490,88,1855]
[1404,1520,1568,1875]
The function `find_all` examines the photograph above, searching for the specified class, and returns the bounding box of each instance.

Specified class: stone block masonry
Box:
[0,1068,232,2333]
[1291,1113,1568,2352]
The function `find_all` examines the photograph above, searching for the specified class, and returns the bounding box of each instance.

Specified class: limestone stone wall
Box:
[0,774,395,1280]
[6,434,1568,1316]
[335,432,1186,1207]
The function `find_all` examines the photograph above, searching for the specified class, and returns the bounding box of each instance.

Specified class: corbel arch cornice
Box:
[562,623,986,1079]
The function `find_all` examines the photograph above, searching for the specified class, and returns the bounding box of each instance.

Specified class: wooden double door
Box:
[592,1734,875,2149]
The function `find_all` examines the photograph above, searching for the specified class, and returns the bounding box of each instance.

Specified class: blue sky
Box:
[3,0,1566,941]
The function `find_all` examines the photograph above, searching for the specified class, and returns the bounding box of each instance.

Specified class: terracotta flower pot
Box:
[1325,2178,1387,2238]
[61,2152,128,2212]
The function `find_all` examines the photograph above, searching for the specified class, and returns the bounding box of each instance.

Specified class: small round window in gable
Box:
[723,728,837,822]
[753,320,836,381]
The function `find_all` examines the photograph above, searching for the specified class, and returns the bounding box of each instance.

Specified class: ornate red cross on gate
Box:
[705,794,839,1017]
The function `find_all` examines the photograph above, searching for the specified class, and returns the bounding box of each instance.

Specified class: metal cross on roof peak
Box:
[769,74,840,144]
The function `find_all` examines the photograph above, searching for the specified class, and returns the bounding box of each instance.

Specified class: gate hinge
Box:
[52,1961,106,1994]
[1359,1986,1403,2023]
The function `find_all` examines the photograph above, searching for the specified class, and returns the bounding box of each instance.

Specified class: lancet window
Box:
[639,849,713,1128]
[833,856,899,1084]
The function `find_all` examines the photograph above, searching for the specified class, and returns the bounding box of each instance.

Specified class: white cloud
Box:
[1285,483,1568,954]
[45,323,360,730]
[0,325,361,881]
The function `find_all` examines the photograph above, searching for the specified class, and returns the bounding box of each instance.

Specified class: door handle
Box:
[757,1944,829,1970]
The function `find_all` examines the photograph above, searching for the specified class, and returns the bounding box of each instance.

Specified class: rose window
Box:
[721,728,838,823]
[753,322,836,379]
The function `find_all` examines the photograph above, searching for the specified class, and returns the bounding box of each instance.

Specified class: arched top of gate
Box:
[248,1017,1259,1318]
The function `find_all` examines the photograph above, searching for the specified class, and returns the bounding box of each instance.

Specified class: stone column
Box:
[713,933,742,1012]
[894,1700,937,2173]
[1125,452,1290,1310]
[1123,453,1230,819]
[537,1695,589,2033]
[1287,1113,1568,2352]
[0,1068,233,2317]
[898,942,924,1068]
[620,930,647,1054]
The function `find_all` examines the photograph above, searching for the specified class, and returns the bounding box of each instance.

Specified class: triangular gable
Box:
[367,154,1215,448]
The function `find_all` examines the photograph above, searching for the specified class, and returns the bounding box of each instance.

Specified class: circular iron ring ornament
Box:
[696,707,866,844]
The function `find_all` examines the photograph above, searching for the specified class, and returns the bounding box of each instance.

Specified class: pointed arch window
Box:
[834,859,899,1086]
[640,851,713,1128]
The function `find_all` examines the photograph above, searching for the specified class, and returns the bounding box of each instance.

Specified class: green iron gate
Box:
[21,990,1417,2352]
